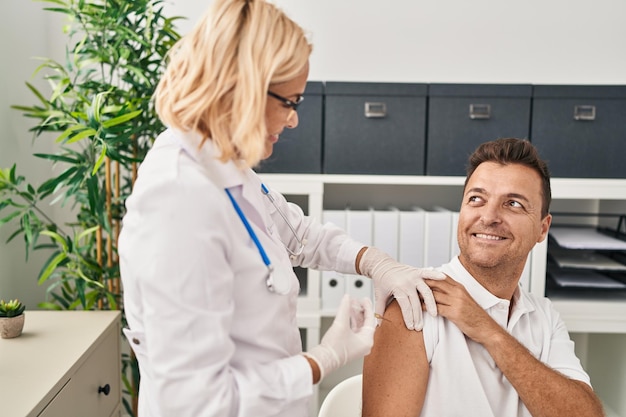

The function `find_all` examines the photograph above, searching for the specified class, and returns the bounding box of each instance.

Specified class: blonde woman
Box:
[119,1,444,416]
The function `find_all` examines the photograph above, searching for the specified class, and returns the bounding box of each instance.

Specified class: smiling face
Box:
[457,161,552,292]
[263,62,309,160]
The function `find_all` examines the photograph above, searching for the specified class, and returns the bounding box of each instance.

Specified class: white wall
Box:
[2,0,626,307]
[0,1,56,308]
[169,0,626,84]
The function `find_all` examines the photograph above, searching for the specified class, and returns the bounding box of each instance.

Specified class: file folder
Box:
[433,206,459,260]
[321,210,348,311]
[321,271,345,311]
[424,209,452,267]
[398,207,426,268]
[450,211,460,258]
[346,209,373,301]
[373,208,399,259]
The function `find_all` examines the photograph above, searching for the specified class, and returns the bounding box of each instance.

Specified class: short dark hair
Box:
[464,138,551,218]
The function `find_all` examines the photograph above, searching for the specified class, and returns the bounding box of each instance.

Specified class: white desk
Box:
[0,310,122,417]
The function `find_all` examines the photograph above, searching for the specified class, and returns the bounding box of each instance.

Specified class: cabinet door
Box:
[427,84,532,176]
[531,85,626,178]
[324,82,428,175]
[39,327,120,417]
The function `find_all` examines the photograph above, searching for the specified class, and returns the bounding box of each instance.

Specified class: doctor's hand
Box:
[305,295,375,382]
[359,246,446,331]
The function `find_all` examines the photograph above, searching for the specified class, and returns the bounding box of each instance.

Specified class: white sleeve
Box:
[265,186,363,274]
[543,300,592,386]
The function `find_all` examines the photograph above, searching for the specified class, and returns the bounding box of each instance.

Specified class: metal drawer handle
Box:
[574,105,596,121]
[98,383,111,396]
[364,102,387,118]
[469,103,491,120]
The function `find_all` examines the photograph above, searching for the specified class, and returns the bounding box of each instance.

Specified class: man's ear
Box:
[537,213,552,243]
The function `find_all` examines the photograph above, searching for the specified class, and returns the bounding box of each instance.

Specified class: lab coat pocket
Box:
[123,327,147,360]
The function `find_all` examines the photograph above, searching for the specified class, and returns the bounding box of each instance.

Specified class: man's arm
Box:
[427,277,605,417]
[362,300,429,417]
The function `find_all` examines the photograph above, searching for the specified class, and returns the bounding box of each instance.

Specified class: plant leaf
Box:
[38,252,67,285]
[37,302,63,311]
[92,143,107,175]
[66,128,97,144]
[54,124,85,143]
[76,225,99,242]
[40,230,69,252]
[0,210,22,226]
[101,110,142,128]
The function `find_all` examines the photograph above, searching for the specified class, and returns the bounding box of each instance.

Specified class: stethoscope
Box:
[225,183,307,294]
[173,135,306,293]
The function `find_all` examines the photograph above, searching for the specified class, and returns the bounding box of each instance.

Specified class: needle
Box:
[375,313,391,322]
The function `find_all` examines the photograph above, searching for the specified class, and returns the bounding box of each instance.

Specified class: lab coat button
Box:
[132,338,140,345]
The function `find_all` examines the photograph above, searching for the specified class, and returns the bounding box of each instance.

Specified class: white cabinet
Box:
[261,173,626,416]
[0,310,122,417]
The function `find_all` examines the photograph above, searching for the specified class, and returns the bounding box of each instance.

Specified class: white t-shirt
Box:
[420,257,591,417]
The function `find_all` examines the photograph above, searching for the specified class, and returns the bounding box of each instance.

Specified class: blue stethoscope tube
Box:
[225,184,300,294]
[225,188,272,268]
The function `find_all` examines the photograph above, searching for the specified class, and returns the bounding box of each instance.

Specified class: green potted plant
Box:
[0,299,27,339]
[0,0,181,414]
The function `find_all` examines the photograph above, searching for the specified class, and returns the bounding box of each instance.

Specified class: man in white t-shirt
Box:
[362,138,605,417]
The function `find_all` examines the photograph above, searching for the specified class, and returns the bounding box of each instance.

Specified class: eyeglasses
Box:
[267,90,304,112]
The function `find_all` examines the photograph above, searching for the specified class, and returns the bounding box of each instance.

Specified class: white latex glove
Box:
[359,247,446,331]
[305,294,375,381]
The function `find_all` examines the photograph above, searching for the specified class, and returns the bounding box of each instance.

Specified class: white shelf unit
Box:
[260,173,626,416]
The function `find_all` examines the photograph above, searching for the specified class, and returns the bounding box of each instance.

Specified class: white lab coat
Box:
[119,129,363,417]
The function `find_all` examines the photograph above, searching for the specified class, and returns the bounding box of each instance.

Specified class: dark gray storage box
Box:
[323,82,428,175]
[255,81,323,174]
[427,84,533,176]
[531,85,626,178]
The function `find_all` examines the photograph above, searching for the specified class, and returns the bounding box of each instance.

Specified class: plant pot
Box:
[0,313,25,339]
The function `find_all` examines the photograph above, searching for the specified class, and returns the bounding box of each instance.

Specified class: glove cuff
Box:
[358,246,390,278]
[305,344,342,382]
[302,352,325,382]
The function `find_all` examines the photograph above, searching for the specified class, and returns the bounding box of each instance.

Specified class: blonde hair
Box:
[155,0,313,167]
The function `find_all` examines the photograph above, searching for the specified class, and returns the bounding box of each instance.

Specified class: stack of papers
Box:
[549,269,626,289]
[550,249,626,271]
[549,227,626,250]
[547,226,626,291]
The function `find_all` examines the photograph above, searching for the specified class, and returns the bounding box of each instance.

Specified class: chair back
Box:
[318,374,363,417]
